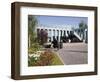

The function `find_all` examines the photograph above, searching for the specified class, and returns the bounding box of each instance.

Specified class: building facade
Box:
[36,24,87,43]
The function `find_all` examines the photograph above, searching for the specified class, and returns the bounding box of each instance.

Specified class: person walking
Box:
[52,38,58,48]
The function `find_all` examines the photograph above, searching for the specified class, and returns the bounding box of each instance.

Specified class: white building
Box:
[36,24,87,43]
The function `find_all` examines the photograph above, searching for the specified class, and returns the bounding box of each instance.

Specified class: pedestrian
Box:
[52,38,58,48]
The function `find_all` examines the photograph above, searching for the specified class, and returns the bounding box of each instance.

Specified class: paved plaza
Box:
[57,43,88,65]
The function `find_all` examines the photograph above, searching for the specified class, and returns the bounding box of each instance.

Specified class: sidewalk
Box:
[57,43,88,65]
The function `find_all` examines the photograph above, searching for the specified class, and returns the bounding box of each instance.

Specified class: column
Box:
[57,30,59,41]
[51,29,53,41]
[55,30,57,40]
[49,29,51,42]
[62,30,64,36]
[60,30,62,41]
[58,30,60,42]
[53,29,55,40]
[66,30,68,37]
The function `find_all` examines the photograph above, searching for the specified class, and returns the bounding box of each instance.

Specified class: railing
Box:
[73,31,82,41]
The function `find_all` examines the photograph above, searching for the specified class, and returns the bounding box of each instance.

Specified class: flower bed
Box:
[28,50,63,66]
[28,50,53,66]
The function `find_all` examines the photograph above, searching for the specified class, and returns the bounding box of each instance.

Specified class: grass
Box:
[51,52,64,65]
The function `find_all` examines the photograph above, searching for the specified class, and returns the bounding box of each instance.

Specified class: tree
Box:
[79,20,87,30]
[28,15,38,48]
[79,20,88,40]
[37,29,48,45]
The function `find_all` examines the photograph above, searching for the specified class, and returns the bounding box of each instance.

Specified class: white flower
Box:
[29,51,44,58]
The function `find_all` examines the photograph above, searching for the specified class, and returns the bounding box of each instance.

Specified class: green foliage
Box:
[79,20,88,30]
[51,52,64,65]
[28,43,42,54]
[28,15,38,48]
[28,50,53,66]
[28,15,38,35]
[28,56,38,66]
[28,50,64,66]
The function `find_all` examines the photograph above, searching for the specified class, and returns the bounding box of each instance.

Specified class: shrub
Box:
[28,43,42,54]
[28,56,37,66]
[37,51,54,66]
[28,50,54,66]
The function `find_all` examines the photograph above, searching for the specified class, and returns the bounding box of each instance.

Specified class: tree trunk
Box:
[28,35,31,48]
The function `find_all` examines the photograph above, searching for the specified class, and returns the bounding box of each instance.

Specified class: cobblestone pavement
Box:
[57,43,88,65]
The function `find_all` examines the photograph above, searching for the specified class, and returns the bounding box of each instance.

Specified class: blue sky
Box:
[36,15,88,28]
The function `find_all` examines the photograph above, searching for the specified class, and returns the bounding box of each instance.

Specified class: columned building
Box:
[36,25,72,42]
[36,24,88,43]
